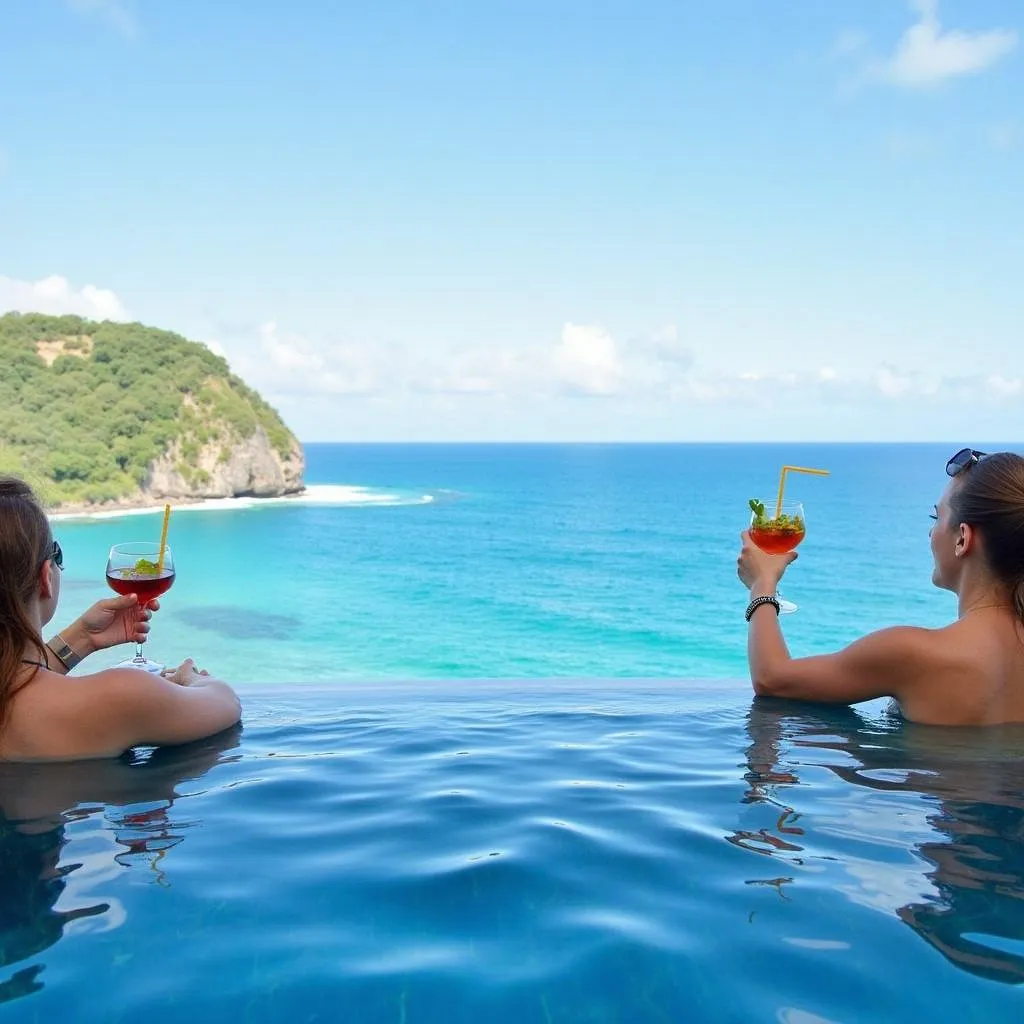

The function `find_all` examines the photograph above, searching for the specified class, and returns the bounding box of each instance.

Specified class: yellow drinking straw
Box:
[156,504,171,574]
[775,466,830,519]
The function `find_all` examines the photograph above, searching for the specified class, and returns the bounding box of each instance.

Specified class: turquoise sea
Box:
[53,443,973,682]
[5,443,1023,1022]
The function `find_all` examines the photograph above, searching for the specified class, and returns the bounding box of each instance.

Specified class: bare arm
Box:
[85,662,241,752]
[44,595,160,675]
[746,578,929,704]
[736,530,930,706]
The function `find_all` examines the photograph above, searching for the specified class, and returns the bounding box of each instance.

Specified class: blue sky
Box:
[1,0,1021,441]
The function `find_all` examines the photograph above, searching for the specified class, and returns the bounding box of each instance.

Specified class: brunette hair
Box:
[949,453,1024,624]
[0,477,53,731]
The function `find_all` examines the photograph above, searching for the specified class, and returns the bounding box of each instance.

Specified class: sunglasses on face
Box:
[946,448,988,478]
[50,539,64,570]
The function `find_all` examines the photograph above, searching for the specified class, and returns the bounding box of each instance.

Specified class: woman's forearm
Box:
[44,620,96,674]
[747,577,792,694]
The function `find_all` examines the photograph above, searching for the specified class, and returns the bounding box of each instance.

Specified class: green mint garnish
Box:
[749,498,804,532]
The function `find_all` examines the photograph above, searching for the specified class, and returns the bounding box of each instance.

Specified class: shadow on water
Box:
[733,698,1024,984]
[0,728,242,1007]
[173,606,301,640]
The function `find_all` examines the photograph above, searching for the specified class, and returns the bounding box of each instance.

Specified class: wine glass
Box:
[748,500,805,614]
[105,542,176,673]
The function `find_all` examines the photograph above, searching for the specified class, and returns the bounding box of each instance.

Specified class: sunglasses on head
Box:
[946,448,988,478]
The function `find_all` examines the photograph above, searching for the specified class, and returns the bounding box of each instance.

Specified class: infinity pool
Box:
[1,682,1022,1022]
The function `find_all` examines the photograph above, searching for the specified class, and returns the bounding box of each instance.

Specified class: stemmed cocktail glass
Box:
[748,499,805,614]
[105,542,176,672]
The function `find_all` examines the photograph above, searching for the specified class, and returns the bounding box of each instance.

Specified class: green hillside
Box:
[0,312,299,506]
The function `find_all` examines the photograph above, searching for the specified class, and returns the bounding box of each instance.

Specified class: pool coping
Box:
[235,678,754,699]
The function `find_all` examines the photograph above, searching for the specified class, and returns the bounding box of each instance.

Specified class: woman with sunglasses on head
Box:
[737,448,1024,725]
[0,476,241,761]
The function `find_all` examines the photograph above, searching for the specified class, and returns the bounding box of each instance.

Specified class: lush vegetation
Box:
[0,313,298,506]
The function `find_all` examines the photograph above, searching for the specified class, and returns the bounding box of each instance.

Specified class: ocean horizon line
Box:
[297,439,1021,447]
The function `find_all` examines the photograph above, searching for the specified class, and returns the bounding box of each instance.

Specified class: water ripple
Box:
[1,686,1023,1021]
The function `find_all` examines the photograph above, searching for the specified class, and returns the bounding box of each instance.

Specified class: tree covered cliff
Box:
[0,312,303,507]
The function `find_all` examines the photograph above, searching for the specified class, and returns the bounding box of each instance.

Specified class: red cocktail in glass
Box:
[106,542,175,672]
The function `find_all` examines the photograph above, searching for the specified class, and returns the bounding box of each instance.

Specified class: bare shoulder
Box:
[74,666,177,702]
[847,625,947,661]
[54,666,172,720]
[67,666,242,753]
[868,622,991,675]
[833,624,954,691]
[3,667,239,761]
[757,624,948,705]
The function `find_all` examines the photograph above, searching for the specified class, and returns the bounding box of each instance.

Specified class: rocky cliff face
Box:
[144,427,305,500]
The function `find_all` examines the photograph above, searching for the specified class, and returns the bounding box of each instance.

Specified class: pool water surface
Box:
[1,682,1022,1022]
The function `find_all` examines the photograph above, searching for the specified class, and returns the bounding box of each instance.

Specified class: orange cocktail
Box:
[748,499,806,613]
[749,500,806,555]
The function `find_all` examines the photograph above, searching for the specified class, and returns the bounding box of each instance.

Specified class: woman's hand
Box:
[737,530,798,591]
[74,595,161,653]
[160,658,211,686]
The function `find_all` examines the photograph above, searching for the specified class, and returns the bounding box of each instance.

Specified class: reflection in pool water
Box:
[0,729,242,1007]
[0,684,1021,1022]
[736,699,1024,985]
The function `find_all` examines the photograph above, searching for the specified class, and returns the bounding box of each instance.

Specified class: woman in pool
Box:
[737,448,1024,725]
[0,476,241,761]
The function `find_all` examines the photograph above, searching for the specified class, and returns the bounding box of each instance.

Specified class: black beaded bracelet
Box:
[745,595,781,622]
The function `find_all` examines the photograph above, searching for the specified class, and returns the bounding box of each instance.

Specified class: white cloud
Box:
[212,321,381,396]
[209,320,699,403]
[819,367,1024,404]
[0,275,130,321]
[632,323,693,366]
[662,364,1017,410]
[551,323,625,396]
[207,315,1024,419]
[873,366,914,398]
[546,322,697,398]
[874,0,1017,88]
[67,0,138,39]
[986,374,1022,399]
